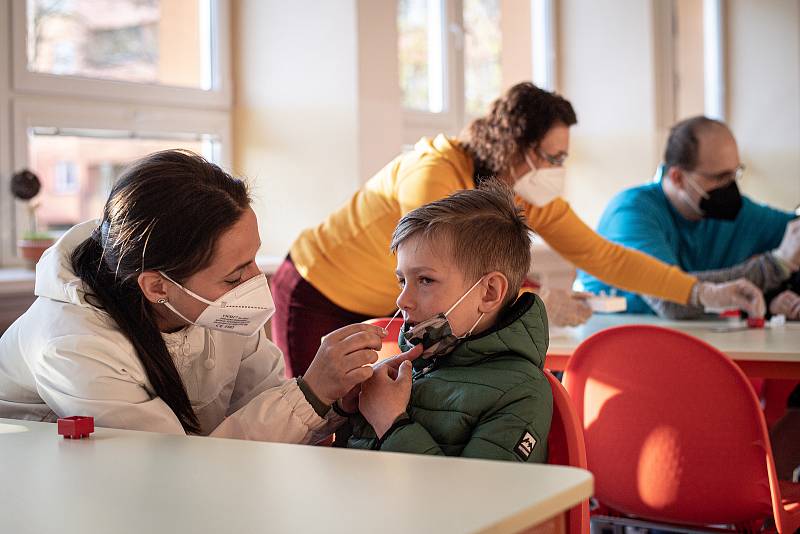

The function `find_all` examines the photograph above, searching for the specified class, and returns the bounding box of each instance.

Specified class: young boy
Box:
[345,182,553,462]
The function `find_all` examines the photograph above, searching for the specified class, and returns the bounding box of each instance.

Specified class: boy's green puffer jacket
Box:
[348,292,553,463]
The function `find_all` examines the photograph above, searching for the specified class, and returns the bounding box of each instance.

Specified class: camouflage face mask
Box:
[397,278,486,359]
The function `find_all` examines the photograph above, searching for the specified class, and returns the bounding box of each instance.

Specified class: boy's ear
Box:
[478,272,509,313]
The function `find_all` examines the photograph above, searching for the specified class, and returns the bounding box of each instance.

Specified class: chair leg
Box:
[590,515,733,534]
[590,516,625,534]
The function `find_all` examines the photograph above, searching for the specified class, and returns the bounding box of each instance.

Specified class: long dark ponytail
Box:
[71,150,250,434]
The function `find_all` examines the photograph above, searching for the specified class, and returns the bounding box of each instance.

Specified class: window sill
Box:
[0,255,283,296]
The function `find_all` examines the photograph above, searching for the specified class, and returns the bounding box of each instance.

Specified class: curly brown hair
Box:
[460,82,577,177]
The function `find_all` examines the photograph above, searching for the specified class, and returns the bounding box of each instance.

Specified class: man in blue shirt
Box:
[579,116,800,318]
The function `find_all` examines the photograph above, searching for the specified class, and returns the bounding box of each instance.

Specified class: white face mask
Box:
[512,153,566,207]
[159,271,275,337]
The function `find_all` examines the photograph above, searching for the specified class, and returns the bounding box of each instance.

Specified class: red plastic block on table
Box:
[57,416,94,439]
[746,317,765,328]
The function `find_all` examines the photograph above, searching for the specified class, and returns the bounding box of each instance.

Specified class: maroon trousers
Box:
[270,256,372,377]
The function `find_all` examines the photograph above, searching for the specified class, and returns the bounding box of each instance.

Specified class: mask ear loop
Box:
[512,152,538,182]
[458,312,485,339]
[159,271,217,306]
[162,300,196,327]
[204,330,217,370]
[679,174,707,217]
[683,173,710,200]
[524,153,537,173]
[445,277,486,338]
[444,277,485,317]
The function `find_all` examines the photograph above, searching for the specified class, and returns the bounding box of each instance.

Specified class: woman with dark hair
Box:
[272,82,766,377]
[0,150,391,440]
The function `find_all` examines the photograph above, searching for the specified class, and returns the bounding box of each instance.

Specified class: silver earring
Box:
[157,298,167,304]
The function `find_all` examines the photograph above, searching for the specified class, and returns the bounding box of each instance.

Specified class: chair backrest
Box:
[545,370,590,534]
[563,325,775,526]
[363,317,403,360]
[546,370,588,469]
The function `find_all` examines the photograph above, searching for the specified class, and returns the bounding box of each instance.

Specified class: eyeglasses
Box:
[688,164,745,183]
[535,147,568,167]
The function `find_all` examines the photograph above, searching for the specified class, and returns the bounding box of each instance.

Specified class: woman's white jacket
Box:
[0,221,341,442]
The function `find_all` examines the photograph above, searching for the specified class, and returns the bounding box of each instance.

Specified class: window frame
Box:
[10,0,231,109]
[1,2,14,266]
[702,0,725,120]
[401,0,465,145]
[653,0,725,130]
[2,0,233,267]
[531,0,557,92]
[400,0,556,145]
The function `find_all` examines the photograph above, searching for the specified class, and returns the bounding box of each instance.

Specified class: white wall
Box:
[357,0,404,182]
[558,0,662,228]
[500,0,533,89]
[728,0,800,212]
[232,1,360,257]
[232,0,800,260]
[675,0,705,119]
[558,0,800,227]
[233,0,406,258]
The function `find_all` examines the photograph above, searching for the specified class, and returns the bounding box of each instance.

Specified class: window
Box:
[1,0,231,266]
[53,160,78,195]
[655,0,725,124]
[398,0,444,113]
[28,128,220,234]
[13,0,228,107]
[397,0,502,143]
[26,0,214,90]
[462,0,501,117]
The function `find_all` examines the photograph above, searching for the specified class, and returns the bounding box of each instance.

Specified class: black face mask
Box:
[699,180,743,221]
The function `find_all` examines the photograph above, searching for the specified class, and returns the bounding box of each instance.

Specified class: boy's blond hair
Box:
[390,181,532,304]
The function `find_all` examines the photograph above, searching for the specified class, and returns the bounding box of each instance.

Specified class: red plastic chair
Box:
[563,325,800,533]
[545,370,591,534]
[363,317,403,360]
[763,379,800,428]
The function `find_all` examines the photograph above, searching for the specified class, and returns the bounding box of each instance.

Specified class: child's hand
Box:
[374,344,422,379]
[359,360,414,438]
[338,384,361,414]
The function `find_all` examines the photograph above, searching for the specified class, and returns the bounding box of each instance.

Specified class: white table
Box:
[545,314,800,379]
[0,419,593,534]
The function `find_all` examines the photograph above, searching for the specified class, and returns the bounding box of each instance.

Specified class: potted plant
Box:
[11,169,54,266]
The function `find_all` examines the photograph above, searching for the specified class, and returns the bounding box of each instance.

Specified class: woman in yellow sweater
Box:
[272,82,765,377]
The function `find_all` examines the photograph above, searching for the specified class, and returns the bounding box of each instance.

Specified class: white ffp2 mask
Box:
[512,154,566,207]
[159,271,275,337]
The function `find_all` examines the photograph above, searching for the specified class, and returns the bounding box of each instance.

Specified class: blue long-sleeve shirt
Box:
[578,172,794,314]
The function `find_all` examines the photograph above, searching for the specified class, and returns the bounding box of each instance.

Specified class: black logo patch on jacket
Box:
[514,431,537,461]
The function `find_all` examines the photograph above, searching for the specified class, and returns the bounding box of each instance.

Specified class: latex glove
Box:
[695,279,766,318]
[359,360,413,438]
[769,290,800,320]
[773,218,800,272]
[539,288,593,327]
